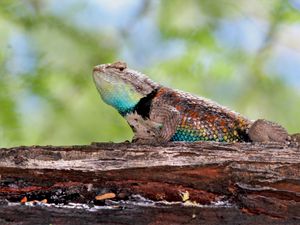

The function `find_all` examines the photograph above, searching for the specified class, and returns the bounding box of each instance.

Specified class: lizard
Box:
[92,61,298,145]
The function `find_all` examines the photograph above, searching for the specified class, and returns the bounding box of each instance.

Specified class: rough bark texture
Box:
[0,142,299,225]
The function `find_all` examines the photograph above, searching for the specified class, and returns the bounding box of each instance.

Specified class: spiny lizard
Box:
[93,61,298,145]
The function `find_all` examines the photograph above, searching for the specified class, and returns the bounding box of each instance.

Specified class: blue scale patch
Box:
[171,129,204,142]
[170,128,228,142]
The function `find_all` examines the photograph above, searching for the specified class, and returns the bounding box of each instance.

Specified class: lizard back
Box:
[153,87,253,142]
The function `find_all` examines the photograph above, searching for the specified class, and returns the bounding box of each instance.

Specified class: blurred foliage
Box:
[0,0,300,147]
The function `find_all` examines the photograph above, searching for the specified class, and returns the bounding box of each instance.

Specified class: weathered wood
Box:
[0,203,295,225]
[0,142,299,224]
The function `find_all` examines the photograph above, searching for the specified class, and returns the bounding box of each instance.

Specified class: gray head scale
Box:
[93,61,159,115]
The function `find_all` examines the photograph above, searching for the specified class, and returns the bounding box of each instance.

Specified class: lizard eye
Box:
[109,61,127,71]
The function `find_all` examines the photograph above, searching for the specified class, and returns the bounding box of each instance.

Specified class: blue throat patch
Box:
[104,96,136,116]
[100,90,139,117]
[101,88,159,117]
[119,106,135,116]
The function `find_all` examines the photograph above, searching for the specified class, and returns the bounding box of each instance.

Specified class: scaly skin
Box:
[152,87,252,142]
[93,61,293,144]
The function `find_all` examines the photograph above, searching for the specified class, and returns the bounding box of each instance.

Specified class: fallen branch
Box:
[0,142,299,224]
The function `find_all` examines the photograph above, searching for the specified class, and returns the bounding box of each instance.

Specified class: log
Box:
[0,142,299,224]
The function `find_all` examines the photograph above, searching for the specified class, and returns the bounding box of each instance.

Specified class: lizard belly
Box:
[170,114,248,142]
[171,129,204,142]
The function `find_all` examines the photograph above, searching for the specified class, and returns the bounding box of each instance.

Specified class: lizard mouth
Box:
[92,64,122,91]
[92,64,110,84]
[93,62,128,85]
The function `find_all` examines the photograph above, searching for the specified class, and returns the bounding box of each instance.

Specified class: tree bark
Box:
[0,142,299,225]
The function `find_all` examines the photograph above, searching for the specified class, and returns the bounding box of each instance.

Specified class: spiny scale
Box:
[154,87,252,142]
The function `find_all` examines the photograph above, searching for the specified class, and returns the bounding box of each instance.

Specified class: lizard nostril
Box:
[93,65,105,73]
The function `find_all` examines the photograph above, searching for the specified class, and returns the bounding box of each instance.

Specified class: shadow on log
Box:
[0,142,299,224]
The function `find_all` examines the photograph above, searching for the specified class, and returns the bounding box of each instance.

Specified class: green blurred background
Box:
[1,0,300,147]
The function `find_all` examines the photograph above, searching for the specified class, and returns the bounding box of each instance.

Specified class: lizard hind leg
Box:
[290,133,300,147]
[291,133,300,142]
[248,119,289,143]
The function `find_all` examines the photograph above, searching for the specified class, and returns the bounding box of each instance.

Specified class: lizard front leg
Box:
[125,112,160,144]
[126,105,180,144]
[149,104,180,143]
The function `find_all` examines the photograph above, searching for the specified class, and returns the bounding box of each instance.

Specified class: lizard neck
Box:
[97,90,139,116]
[133,88,159,119]
[104,87,161,117]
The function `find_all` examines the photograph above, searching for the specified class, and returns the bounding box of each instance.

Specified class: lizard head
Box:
[93,61,159,116]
